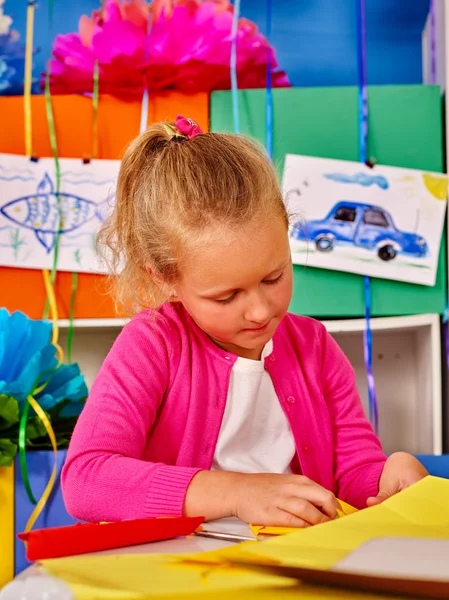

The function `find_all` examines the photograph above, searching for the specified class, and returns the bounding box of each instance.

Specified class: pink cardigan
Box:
[62,302,386,522]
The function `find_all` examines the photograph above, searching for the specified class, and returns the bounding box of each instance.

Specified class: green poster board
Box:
[210,86,446,317]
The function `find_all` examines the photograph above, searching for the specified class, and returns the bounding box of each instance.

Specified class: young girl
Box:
[62,115,427,527]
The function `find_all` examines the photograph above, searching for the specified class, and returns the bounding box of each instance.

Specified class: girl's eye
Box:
[215,292,238,305]
[263,271,285,285]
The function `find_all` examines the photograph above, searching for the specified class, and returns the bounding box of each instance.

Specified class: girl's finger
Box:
[282,497,331,526]
[289,482,339,520]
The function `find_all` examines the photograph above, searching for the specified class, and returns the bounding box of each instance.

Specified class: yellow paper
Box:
[0,465,14,588]
[237,477,449,570]
[42,554,296,599]
[42,550,398,600]
[42,477,449,599]
[250,500,358,537]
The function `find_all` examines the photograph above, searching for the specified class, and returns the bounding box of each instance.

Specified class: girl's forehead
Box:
[179,218,290,291]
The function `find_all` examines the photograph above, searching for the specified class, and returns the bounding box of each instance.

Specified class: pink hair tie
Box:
[175,115,203,140]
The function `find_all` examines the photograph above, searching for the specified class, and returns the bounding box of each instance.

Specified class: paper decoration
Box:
[46,0,290,96]
[0,310,88,466]
[283,155,448,286]
[0,154,119,273]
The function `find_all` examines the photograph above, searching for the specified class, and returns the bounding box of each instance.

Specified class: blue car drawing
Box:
[291,201,428,261]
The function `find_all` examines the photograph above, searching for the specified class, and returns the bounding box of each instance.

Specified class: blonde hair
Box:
[99,121,288,315]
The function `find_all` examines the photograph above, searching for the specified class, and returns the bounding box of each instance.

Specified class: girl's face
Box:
[174,216,293,360]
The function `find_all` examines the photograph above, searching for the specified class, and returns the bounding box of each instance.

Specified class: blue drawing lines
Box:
[324,172,389,190]
[0,154,118,273]
[0,172,109,253]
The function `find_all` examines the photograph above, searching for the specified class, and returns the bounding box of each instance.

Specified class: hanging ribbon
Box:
[430,0,437,86]
[18,270,62,525]
[430,0,449,373]
[140,2,152,134]
[48,0,54,30]
[265,0,273,158]
[19,3,64,528]
[24,0,35,157]
[230,0,241,134]
[67,272,78,363]
[356,0,378,434]
[140,89,150,134]
[92,61,100,159]
[43,72,62,319]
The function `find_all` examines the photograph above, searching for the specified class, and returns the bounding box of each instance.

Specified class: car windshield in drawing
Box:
[283,155,447,286]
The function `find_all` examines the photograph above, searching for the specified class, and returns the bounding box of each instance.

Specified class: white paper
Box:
[334,537,449,580]
[283,155,448,286]
[0,153,119,273]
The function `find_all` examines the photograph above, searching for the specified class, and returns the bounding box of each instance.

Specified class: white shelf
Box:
[58,313,442,457]
[326,314,442,456]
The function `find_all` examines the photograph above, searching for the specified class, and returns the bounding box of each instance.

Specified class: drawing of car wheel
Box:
[377,244,397,262]
[315,234,335,252]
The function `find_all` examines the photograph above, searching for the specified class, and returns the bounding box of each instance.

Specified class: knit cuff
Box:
[352,460,385,509]
[144,465,202,518]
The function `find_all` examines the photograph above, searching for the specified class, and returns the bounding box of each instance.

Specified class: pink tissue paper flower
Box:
[45,0,290,95]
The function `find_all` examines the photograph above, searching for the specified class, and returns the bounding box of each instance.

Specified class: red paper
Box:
[18,516,204,561]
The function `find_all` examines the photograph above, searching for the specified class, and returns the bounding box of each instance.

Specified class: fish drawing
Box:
[0,172,111,253]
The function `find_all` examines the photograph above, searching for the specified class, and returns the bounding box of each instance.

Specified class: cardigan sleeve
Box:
[61,315,200,523]
[320,326,387,509]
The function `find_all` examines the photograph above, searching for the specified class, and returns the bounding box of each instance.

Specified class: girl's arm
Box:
[61,317,200,523]
[320,327,387,509]
[62,314,341,526]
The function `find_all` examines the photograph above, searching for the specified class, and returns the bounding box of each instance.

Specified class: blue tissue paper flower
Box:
[0,309,88,414]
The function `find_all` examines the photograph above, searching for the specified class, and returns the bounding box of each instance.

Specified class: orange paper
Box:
[0,93,209,319]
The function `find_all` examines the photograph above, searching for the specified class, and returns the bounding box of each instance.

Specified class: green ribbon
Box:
[18,400,36,504]
[67,272,78,363]
[18,366,57,505]
[48,0,54,30]
[43,71,62,320]
[92,61,100,158]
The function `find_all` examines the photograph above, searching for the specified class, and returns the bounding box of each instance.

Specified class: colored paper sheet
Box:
[40,479,449,600]
[237,477,449,570]
[211,86,447,318]
[41,553,399,600]
[250,500,358,537]
[41,554,295,599]
[0,92,209,320]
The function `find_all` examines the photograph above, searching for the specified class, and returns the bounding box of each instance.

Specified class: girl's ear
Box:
[147,264,177,298]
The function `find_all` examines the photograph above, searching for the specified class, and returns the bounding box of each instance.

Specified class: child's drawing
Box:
[283,155,448,286]
[0,154,119,273]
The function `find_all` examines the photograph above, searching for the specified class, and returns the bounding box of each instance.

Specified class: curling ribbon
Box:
[19,270,62,525]
[42,72,62,318]
[265,0,273,158]
[356,0,379,434]
[24,0,35,157]
[230,0,241,134]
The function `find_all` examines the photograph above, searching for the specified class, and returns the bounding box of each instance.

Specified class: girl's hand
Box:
[232,473,340,527]
[366,452,428,507]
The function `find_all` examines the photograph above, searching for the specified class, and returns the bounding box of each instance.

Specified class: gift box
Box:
[14,449,77,575]
[0,465,14,587]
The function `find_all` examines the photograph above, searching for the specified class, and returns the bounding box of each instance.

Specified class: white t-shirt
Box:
[212,340,296,474]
